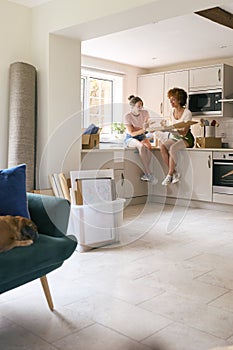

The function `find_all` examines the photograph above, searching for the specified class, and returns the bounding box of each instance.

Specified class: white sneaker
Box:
[148,174,158,185]
[141,174,158,184]
[172,172,180,184]
[141,174,151,182]
[162,174,172,186]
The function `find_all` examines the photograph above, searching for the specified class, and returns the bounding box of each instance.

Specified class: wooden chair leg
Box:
[40,275,54,311]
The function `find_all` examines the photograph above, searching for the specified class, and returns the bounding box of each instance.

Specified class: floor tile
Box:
[0,324,57,350]
[139,292,233,339]
[0,297,94,343]
[54,323,155,350]
[196,267,233,291]
[208,291,233,312]
[142,322,229,350]
[0,315,14,329]
[65,293,172,341]
[1,202,233,349]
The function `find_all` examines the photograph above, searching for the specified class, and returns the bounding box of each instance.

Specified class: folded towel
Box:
[83,124,99,135]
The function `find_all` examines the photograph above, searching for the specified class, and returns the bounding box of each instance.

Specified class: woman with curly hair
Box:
[160,87,194,186]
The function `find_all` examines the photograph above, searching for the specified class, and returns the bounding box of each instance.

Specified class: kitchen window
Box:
[81,68,123,134]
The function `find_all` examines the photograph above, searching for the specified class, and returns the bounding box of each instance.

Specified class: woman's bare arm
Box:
[126,124,145,137]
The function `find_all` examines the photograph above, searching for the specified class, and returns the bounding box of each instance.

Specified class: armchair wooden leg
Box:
[40,275,54,311]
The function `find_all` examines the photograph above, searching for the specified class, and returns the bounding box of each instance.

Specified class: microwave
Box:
[188,90,222,115]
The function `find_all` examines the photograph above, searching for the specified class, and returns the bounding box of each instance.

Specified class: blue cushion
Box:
[0,164,29,218]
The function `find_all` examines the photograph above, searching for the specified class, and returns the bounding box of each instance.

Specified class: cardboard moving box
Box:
[196,137,222,148]
[82,129,100,149]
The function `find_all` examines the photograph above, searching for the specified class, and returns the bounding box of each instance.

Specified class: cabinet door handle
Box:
[214,162,233,166]
[208,155,211,168]
[218,68,221,82]
[160,102,163,115]
[121,173,124,186]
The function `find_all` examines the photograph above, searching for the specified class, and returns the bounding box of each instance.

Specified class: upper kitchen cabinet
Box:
[138,64,233,119]
[163,70,189,117]
[189,64,233,117]
[137,73,164,118]
[138,69,189,119]
[189,64,233,92]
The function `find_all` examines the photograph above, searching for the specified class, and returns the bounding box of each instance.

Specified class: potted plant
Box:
[112,122,126,139]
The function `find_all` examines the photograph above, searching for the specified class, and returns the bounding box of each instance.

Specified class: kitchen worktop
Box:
[184,148,233,152]
[82,144,233,152]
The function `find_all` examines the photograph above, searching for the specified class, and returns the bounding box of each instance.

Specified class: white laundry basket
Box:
[67,198,125,251]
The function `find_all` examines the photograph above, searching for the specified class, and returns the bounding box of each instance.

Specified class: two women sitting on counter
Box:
[124,88,194,185]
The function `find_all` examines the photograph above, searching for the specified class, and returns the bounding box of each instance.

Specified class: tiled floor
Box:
[1,201,233,350]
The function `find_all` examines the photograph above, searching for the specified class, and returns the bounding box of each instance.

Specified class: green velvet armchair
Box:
[0,193,77,310]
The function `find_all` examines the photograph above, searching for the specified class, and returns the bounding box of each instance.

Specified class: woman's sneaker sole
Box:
[162,175,172,186]
[172,173,180,184]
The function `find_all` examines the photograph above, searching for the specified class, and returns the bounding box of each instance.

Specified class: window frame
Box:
[81,68,124,134]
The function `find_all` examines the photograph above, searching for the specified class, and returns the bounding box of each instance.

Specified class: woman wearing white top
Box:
[124,95,157,183]
[160,88,194,186]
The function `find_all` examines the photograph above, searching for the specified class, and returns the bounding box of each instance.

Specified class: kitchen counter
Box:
[184,148,233,152]
[82,144,233,153]
[82,143,124,152]
[81,143,233,207]
[153,147,233,152]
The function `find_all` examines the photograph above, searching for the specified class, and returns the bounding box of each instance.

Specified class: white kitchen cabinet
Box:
[150,150,168,198]
[163,70,189,118]
[189,64,233,117]
[151,149,212,202]
[189,151,212,202]
[81,149,149,202]
[81,150,125,198]
[114,169,125,199]
[81,148,213,204]
[138,70,189,119]
[189,64,223,90]
[137,73,164,117]
[124,149,149,200]
[151,149,193,200]
[138,65,233,118]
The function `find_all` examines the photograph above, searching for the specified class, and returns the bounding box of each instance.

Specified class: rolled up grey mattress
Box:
[8,62,37,191]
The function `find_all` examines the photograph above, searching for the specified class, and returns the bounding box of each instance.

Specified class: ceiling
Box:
[7,1,233,69]
[81,4,233,69]
[8,0,51,6]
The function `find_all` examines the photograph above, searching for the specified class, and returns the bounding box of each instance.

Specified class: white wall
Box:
[30,0,226,187]
[30,0,163,187]
[37,34,81,187]
[1,0,231,187]
[0,1,31,168]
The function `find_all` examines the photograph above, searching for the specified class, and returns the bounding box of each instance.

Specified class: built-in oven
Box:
[213,152,233,194]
